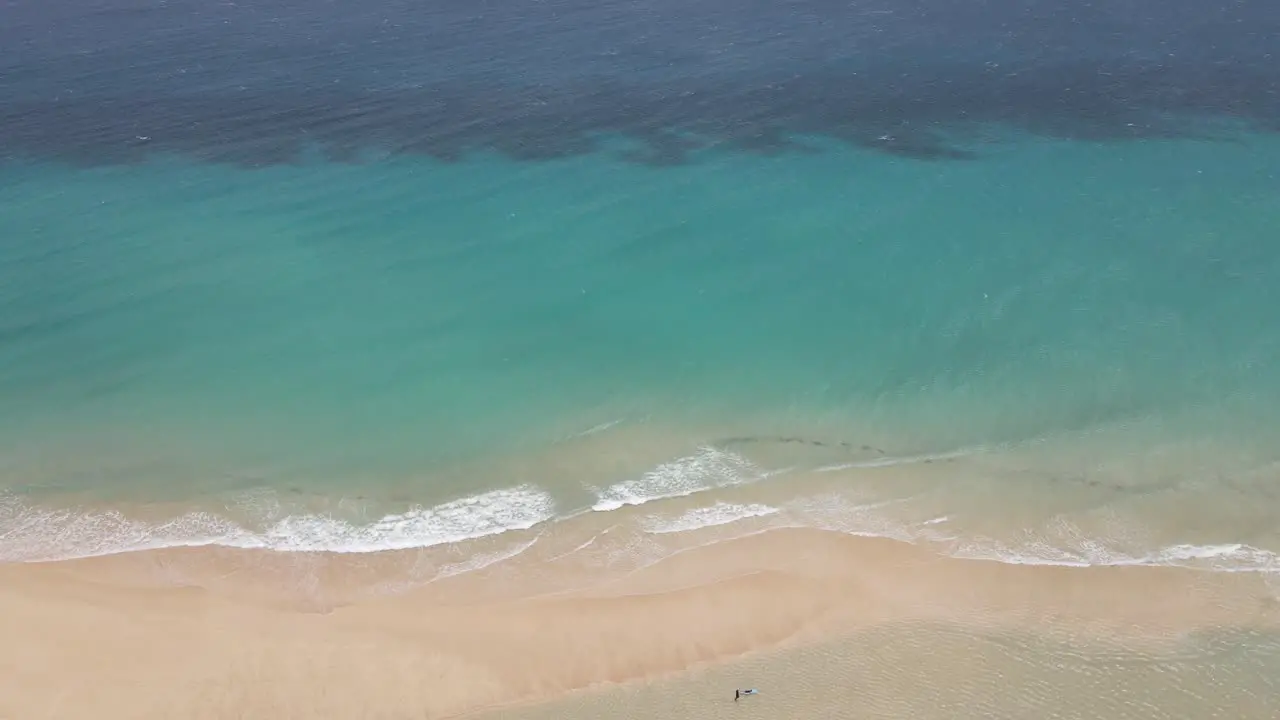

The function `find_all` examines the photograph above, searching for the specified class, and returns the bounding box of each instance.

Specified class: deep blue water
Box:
[4,0,1280,166]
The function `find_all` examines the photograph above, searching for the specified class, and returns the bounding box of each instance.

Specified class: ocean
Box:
[2,1,1280,714]
[3,0,1280,561]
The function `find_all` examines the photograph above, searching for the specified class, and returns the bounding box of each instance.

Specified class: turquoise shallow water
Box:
[2,133,1280,560]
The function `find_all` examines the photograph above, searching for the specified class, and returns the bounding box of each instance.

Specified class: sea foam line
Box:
[7,443,1280,580]
[815,446,988,472]
[0,444,761,563]
[568,418,626,439]
[0,485,556,563]
[432,534,543,582]
[591,446,763,512]
[643,502,780,535]
[711,491,1280,575]
[946,537,1280,574]
[803,496,1280,574]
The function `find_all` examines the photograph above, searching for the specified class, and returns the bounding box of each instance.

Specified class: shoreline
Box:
[5,427,1280,717]
[6,438,1280,574]
[2,526,1277,719]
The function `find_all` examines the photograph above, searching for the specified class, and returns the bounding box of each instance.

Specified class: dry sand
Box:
[2,527,1278,719]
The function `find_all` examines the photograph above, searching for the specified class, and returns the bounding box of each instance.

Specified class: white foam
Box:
[1142,543,1280,572]
[569,418,625,438]
[643,502,780,534]
[815,447,984,472]
[0,496,252,562]
[948,537,1094,567]
[947,536,1280,573]
[543,535,602,563]
[772,493,1280,575]
[245,485,555,553]
[591,446,761,511]
[782,494,920,543]
[7,463,1280,581]
[0,485,555,563]
[940,530,1280,574]
[432,535,542,581]
[1156,543,1245,561]
[0,445,762,564]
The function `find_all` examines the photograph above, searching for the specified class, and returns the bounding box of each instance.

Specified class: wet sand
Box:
[486,621,1280,720]
[2,527,1278,719]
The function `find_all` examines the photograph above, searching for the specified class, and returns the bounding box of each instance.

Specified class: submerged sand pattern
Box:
[3,428,1280,718]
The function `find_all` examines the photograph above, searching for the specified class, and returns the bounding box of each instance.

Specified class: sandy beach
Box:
[3,526,1278,719]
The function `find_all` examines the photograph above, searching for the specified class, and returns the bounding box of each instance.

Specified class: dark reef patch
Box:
[2,0,1278,167]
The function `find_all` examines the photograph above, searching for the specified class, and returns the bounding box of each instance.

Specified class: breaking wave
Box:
[3,446,1277,578]
[0,485,555,562]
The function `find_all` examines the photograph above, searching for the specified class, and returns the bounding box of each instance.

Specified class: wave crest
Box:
[0,485,555,562]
